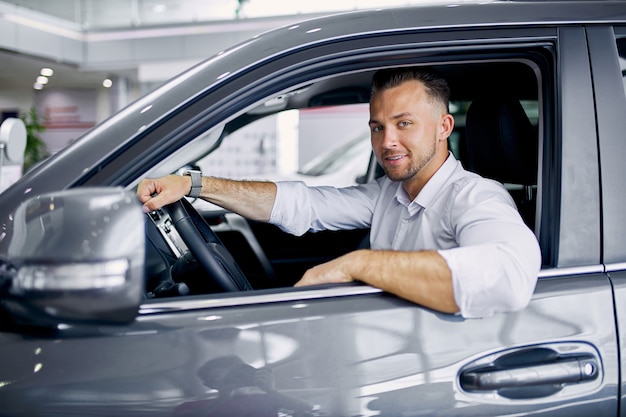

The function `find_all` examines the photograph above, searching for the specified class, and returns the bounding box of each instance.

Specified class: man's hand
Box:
[137,174,191,213]
[295,252,356,287]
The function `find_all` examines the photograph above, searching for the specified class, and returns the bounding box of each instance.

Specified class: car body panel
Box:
[589,24,626,416]
[589,25,626,263]
[0,274,618,416]
[607,269,626,416]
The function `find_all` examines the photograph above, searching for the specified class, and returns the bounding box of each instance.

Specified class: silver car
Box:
[1,1,626,415]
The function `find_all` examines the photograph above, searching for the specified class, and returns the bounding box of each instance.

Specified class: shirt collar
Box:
[394,152,459,209]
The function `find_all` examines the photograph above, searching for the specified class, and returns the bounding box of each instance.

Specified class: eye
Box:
[399,120,411,127]
[371,125,383,133]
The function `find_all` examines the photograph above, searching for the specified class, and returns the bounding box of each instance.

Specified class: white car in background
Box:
[254,132,372,187]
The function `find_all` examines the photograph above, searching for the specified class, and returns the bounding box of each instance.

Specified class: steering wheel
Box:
[166,198,253,292]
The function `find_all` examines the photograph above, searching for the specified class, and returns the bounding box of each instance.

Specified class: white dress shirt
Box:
[269,153,541,318]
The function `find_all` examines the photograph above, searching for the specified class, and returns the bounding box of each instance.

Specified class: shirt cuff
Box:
[438,243,537,319]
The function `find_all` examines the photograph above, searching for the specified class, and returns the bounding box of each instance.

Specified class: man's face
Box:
[369,80,451,188]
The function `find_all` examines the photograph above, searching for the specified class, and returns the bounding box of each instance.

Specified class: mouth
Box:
[384,154,406,166]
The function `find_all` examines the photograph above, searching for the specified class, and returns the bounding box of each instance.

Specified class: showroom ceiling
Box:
[0,0,455,91]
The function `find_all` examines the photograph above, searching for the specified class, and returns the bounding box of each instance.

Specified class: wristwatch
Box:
[183,169,202,198]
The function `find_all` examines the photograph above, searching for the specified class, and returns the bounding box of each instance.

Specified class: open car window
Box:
[141,53,544,302]
[195,104,372,188]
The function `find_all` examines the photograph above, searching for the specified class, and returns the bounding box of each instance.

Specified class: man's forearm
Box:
[296,249,459,314]
[199,177,277,222]
[350,249,459,313]
[137,174,277,220]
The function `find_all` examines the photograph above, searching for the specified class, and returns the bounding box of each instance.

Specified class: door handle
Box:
[459,344,601,399]
[461,356,598,390]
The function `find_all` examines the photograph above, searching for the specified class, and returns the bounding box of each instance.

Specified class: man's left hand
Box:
[294,253,356,287]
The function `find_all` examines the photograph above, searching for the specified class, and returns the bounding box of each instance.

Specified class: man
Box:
[137,66,541,319]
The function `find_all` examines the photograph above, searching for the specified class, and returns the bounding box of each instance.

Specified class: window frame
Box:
[134,27,566,313]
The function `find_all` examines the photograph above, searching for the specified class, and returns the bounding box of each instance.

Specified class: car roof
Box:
[256,0,626,48]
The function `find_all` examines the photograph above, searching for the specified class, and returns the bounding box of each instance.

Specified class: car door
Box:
[0,21,619,417]
[588,24,626,417]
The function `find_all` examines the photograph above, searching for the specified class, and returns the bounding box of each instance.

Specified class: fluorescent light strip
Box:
[3,12,84,41]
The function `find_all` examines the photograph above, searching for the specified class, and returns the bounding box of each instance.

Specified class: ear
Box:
[439,113,455,139]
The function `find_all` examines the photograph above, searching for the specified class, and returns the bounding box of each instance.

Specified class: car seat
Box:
[463,95,539,229]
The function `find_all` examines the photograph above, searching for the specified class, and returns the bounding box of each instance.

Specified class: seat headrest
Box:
[464,96,538,185]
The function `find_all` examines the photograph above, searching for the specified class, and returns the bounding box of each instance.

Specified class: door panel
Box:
[587,26,626,264]
[0,274,617,416]
[587,26,626,417]
[607,270,626,417]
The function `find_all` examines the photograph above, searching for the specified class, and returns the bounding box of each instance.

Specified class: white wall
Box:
[0,90,35,117]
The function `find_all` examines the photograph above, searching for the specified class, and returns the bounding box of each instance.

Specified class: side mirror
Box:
[0,118,27,163]
[4,187,145,326]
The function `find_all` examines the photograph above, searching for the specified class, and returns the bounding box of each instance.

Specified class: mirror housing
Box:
[4,187,145,325]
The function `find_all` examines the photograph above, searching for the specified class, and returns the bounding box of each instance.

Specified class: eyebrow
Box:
[369,112,414,125]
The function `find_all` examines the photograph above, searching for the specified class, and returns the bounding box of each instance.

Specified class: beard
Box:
[382,136,437,182]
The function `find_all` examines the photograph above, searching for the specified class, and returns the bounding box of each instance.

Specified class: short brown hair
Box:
[371,66,451,113]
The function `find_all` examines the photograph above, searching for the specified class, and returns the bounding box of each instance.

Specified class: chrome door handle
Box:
[460,356,598,390]
[459,344,602,399]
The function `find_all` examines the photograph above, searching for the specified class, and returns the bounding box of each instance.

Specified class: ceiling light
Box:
[33,82,43,90]
[36,76,48,84]
[102,78,113,88]
[40,68,54,77]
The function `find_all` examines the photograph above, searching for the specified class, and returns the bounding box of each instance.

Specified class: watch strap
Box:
[184,170,202,198]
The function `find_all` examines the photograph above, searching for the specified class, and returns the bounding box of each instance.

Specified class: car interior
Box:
[141,58,542,300]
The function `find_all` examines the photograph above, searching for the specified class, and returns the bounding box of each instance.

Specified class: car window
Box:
[196,104,371,187]
[143,51,547,302]
[193,98,539,188]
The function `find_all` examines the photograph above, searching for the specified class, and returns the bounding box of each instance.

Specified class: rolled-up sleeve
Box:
[439,235,540,318]
[438,182,541,318]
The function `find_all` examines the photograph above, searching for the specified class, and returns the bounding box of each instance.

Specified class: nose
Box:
[380,127,399,149]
